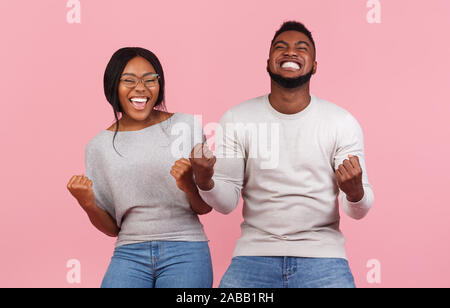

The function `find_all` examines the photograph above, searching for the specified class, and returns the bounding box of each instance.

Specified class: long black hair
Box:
[103,47,166,157]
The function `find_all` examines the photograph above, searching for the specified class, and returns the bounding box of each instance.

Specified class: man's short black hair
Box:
[271,21,316,51]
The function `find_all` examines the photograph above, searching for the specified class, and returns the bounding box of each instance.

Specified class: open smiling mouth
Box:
[129,97,149,111]
[280,61,302,71]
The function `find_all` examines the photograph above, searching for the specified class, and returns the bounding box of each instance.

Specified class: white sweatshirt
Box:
[199,94,374,259]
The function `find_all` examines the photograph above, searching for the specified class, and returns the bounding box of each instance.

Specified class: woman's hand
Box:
[171,159,213,215]
[67,175,96,210]
[170,159,197,194]
[67,174,119,237]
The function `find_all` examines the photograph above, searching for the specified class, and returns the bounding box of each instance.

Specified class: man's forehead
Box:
[273,30,312,44]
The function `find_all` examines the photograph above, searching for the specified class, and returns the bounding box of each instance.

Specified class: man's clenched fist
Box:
[335,155,364,202]
[189,143,216,191]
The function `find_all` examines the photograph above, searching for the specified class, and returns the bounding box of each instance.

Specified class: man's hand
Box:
[335,155,364,202]
[170,158,197,194]
[67,175,96,210]
[189,143,216,191]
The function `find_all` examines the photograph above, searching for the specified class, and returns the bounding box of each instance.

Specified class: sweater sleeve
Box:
[334,113,374,220]
[198,110,245,214]
[84,142,116,221]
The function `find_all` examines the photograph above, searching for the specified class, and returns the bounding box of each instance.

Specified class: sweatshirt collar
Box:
[264,93,316,120]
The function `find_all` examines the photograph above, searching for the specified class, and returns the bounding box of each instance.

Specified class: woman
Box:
[66,47,213,288]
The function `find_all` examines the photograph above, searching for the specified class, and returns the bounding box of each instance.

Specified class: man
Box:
[190,21,374,288]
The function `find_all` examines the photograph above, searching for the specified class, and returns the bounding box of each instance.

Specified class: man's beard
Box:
[267,65,314,89]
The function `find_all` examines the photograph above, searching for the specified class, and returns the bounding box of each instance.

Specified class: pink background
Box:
[1,0,449,288]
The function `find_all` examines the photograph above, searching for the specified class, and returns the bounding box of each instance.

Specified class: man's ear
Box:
[312,61,318,75]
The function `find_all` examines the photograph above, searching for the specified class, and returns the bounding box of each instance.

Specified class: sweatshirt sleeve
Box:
[334,113,375,220]
[84,142,116,221]
[197,110,245,215]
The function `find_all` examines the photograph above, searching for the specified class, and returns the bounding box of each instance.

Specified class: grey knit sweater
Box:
[85,113,208,247]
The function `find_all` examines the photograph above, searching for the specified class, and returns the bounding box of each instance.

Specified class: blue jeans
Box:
[219,256,356,288]
[101,241,213,288]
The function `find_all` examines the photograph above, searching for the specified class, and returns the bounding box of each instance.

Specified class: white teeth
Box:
[281,62,301,70]
[130,98,148,103]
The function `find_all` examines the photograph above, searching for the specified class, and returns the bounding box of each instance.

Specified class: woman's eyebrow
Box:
[121,72,156,77]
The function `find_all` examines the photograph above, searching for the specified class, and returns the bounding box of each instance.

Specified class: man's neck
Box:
[268,82,311,115]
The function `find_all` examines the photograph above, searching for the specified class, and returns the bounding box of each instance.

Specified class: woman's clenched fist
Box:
[67,175,96,210]
[170,159,197,194]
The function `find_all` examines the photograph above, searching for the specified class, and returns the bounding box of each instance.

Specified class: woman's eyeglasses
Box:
[120,73,160,89]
